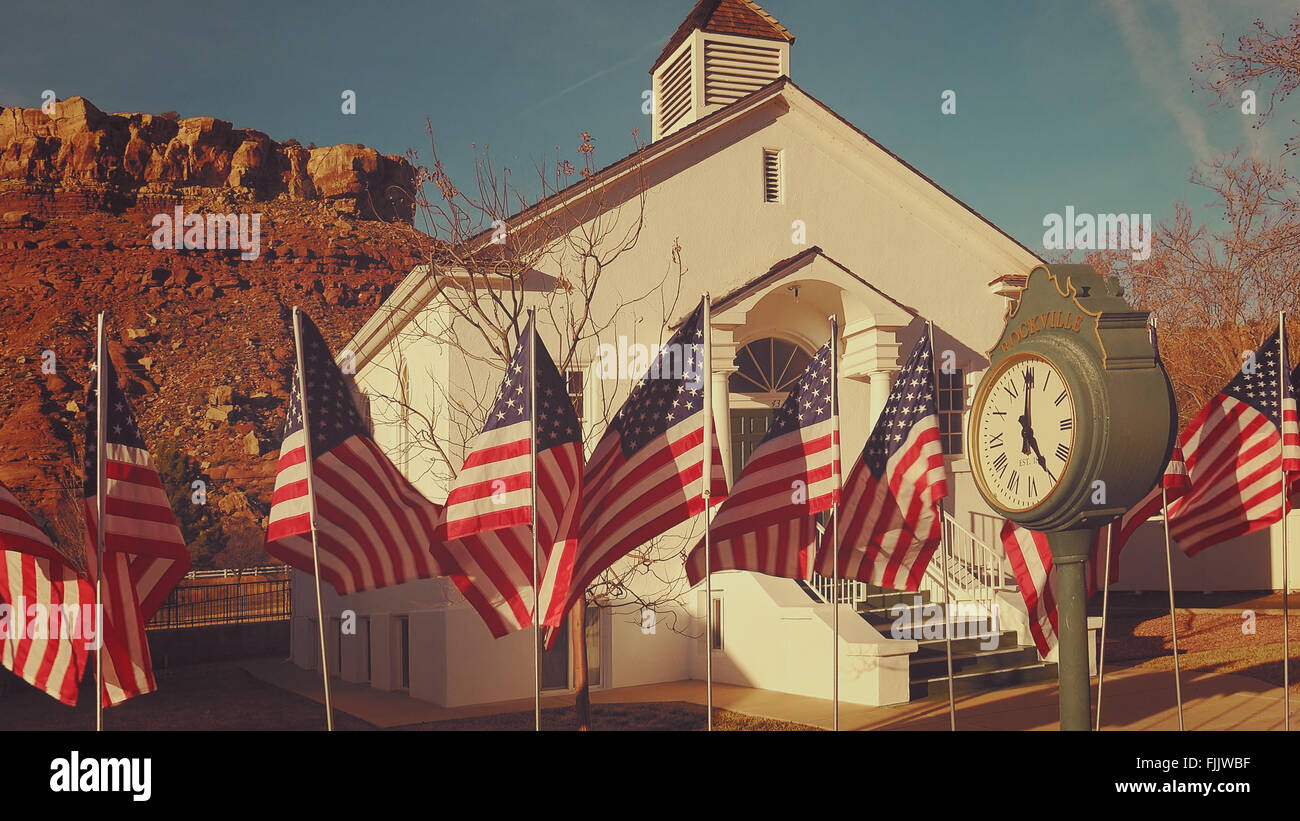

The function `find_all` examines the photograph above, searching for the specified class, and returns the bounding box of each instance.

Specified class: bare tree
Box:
[1195,11,1300,157]
[366,127,705,728]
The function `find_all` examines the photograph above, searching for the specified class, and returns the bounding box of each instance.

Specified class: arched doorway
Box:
[728,336,813,478]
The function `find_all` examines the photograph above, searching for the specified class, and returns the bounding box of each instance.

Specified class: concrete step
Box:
[908,645,1041,679]
[909,662,1058,701]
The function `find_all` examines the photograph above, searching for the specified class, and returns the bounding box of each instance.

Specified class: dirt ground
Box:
[0,662,812,731]
[4,594,1298,730]
[1094,591,1300,693]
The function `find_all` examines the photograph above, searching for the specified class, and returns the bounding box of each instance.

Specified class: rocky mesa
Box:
[0,96,425,566]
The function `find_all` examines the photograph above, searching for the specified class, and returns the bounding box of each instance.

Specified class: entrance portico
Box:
[708,247,916,474]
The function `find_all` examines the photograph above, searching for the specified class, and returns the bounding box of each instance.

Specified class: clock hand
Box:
[1026,433,1056,483]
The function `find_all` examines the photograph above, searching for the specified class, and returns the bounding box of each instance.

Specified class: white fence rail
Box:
[184,565,290,580]
[806,514,1012,616]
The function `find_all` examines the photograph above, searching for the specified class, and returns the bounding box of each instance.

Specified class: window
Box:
[566,369,585,425]
[710,597,724,650]
[729,337,810,395]
[762,149,782,203]
[937,368,964,455]
[396,616,410,690]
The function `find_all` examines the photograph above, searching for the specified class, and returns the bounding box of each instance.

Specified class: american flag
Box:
[0,481,92,705]
[436,317,582,644]
[817,330,948,589]
[1089,444,1189,591]
[1006,447,1191,657]
[547,299,727,641]
[266,310,450,594]
[685,339,837,584]
[1164,325,1300,556]
[999,521,1059,656]
[83,353,191,706]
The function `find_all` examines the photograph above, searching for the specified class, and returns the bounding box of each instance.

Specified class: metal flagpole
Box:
[1281,309,1291,731]
[293,307,334,731]
[702,294,713,732]
[529,308,541,732]
[1161,484,1184,730]
[94,313,107,732]
[1095,526,1113,730]
[927,321,956,731]
[829,315,840,732]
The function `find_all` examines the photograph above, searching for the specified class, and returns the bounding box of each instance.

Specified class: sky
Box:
[3,0,1297,254]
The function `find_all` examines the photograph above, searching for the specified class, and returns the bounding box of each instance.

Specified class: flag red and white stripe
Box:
[436,317,583,643]
[266,310,450,595]
[83,352,191,706]
[0,481,91,705]
[1164,325,1300,556]
[549,300,726,643]
[818,331,948,589]
[685,339,837,584]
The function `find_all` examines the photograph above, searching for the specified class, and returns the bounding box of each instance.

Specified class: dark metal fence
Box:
[149,568,292,630]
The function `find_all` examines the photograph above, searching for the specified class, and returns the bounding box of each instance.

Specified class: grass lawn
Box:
[1093,593,1300,694]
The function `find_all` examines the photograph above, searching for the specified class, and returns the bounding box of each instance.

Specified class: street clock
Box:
[967,263,1177,730]
[969,264,1175,531]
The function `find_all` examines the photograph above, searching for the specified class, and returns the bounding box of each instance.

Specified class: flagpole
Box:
[1281,309,1291,731]
[529,308,541,732]
[926,321,956,731]
[702,294,713,732]
[94,312,107,732]
[293,307,334,731]
[830,314,840,732]
[1161,483,1184,730]
[1095,526,1113,730]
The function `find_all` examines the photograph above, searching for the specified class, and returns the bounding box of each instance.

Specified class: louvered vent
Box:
[657,47,694,135]
[704,39,782,106]
[763,149,782,203]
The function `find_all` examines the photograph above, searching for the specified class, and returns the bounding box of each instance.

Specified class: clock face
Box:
[972,353,1077,512]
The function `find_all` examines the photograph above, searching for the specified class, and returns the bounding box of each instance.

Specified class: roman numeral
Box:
[1043,370,1051,391]
[988,432,1004,448]
[1054,390,1067,406]
[1028,476,1037,497]
[1059,418,1073,431]
[1055,443,1070,462]
[1009,471,1020,494]
[993,452,1008,474]
[1004,382,1018,399]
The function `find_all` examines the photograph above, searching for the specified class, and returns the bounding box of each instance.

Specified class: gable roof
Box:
[458,76,1037,265]
[652,0,794,73]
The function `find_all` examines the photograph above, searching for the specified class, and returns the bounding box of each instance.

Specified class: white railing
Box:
[919,513,1010,617]
[809,573,867,605]
[804,514,1011,615]
[184,565,289,580]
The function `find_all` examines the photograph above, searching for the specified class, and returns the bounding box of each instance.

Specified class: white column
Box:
[712,369,734,488]
[869,369,896,431]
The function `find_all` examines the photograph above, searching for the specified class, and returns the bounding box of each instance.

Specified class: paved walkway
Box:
[239,658,1300,730]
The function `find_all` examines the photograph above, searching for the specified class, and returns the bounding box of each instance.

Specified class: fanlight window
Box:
[729,337,812,395]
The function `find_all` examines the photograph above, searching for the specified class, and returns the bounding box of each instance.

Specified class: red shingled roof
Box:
[651,0,794,73]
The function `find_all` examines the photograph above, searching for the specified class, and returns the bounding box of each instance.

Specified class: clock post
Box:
[967,264,1177,730]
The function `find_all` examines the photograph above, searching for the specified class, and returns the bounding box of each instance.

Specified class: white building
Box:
[290,0,1300,710]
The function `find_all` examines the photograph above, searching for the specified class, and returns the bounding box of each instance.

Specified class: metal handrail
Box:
[918,513,1010,619]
